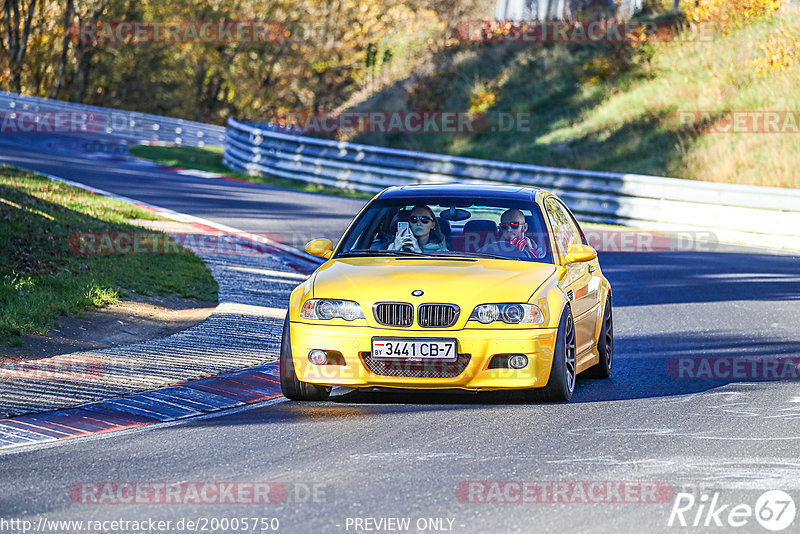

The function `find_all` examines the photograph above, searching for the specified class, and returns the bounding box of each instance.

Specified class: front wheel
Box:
[525,306,576,402]
[279,316,331,401]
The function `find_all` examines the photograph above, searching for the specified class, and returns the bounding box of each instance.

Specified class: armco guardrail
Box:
[224,117,800,249]
[0,91,225,146]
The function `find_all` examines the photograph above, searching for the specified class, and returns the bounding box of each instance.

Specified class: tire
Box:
[279,315,331,401]
[526,306,576,402]
[585,296,613,379]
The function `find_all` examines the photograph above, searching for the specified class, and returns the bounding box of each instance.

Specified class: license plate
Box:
[371,338,457,361]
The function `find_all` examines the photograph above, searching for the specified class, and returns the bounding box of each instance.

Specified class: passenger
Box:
[481,208,538,258]
[389,205,448,252]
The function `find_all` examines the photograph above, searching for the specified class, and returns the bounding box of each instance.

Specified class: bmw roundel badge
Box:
[411,290,424,297]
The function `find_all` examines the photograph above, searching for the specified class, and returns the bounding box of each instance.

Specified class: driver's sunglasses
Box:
[409,216,433,224]
[499,222,522,230]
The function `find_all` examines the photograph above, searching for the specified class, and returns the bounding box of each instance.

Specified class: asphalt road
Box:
[2,134,800,533]
[0,133,365,247]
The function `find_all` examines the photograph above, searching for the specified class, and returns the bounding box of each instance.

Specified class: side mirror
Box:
[564,244,597,265]
[305,238,333,259]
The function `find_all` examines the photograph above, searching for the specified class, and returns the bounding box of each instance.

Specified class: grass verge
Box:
[0,166,218,346]
[129,145,373,199]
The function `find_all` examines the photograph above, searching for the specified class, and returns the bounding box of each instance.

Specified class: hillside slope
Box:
[346,10,800,188]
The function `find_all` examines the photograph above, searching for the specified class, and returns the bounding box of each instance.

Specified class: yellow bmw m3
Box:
[280,184,613,402]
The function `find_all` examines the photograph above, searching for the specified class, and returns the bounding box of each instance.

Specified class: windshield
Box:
[335,196,554,263]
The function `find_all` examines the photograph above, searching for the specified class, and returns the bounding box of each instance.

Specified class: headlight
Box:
[300,299,365,321]
[469,304,545,325]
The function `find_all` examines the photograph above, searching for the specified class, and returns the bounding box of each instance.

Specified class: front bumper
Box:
[289,322,558,391]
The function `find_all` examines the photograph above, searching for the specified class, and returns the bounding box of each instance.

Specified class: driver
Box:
[481,208,538,258]
[389,205,448,252]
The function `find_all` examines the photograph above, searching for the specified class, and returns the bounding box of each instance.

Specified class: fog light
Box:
[308,350,327,365]
[508,354,528,369]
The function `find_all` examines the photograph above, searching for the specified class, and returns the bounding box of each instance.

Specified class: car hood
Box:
[312,257,556,308]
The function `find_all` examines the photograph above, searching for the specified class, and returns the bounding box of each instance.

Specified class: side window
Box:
[557,199,588,246]
[545,197,581,259]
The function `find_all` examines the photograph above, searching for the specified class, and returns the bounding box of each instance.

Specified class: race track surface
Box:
[1,134,799,533]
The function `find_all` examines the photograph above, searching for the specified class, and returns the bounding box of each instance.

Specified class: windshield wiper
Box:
[338,250,518,261]
[425,251,510,261]
[338,249,426,257]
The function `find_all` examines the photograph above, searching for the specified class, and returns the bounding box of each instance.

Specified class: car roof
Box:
[379,183,548,201]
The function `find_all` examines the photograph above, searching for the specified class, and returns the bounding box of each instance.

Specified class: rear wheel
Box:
[526,306,576,402]
[279,316,331,401]
[585,296,613,379]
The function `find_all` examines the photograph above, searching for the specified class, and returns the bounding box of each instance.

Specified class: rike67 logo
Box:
[668,490,796,531]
